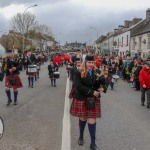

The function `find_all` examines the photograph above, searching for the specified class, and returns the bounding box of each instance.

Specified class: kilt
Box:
[70,98,101,118]
[69,87,75,99]
[26,69,37,76]
[5,74,23,88]
[49,73,55,79]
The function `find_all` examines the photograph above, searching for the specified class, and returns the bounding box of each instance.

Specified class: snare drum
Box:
[36,65,40,70]
[112,75,120,83]
[53,72,60,79]
[68,65,73,69]
[27,65,37,75]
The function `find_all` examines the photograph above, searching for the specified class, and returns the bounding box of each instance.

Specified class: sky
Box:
[0,0,149,45]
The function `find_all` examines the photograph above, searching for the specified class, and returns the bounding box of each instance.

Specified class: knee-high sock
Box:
[31,77,34,86]
[51,79,53,85]
[6,89,11,101]
[14,91,18,102]
[79,119,87,139]
[54,79,56,85]
[35,75,37,81]
[88,123,96,146]
[28,77,30,85]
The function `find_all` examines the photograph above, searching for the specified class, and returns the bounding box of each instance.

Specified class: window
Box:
[138,37,142,49]
[132,38,135,50]
[148,34,150,49]
[126,35,128,46]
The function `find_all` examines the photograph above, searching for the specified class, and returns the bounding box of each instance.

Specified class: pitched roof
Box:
[131,19,150,37]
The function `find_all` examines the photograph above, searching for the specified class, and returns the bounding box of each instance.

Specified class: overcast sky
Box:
[0,0,149,45]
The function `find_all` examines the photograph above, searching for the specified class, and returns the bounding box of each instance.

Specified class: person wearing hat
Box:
[70,55,107,150]
[48,59,58,87]
[26,50,37,88]
[139,61,150,108]
[69,56,82,99]
[106,61,117,90]
[2,49,23,106]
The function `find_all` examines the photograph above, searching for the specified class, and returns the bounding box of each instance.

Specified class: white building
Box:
[130,8,150,58]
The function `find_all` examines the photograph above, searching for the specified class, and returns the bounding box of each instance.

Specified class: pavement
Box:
[0,64,150,150]
[71,78,150,150]
[0,63,66,150]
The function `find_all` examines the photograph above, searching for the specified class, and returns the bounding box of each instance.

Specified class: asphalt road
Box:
[71,77,150,150]
[0,64,150,150]
[0,63,66,150]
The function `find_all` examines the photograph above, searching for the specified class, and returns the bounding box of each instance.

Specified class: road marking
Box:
[61,78,71,150]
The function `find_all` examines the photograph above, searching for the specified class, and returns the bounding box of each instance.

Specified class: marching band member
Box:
[48,60,58,87]
[26,50,37,88]
[66,60,73,77]
[70,55,107,150]
[69,56,82,99]
[2,49,23,106]
[106,61,117,90]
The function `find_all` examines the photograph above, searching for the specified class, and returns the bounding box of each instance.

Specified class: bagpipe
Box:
[94,70,108,93]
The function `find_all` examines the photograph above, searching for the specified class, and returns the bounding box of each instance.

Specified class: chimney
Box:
[114,28,118,34]
[131,18,142,25]
[118,25,124,31]
[146,8,150,21]
[124,20,131,28]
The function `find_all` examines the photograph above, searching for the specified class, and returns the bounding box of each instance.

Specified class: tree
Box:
[10,12,37,50]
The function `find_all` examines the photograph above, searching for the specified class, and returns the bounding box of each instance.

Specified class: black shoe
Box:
[141,103,145,106]
[54,85,56,87]
[14,102,18,105]
[6,99,12,106]
[78,138,84,146]
[31,85,34,88]
[147,105,150,109]
[90,144,100,150]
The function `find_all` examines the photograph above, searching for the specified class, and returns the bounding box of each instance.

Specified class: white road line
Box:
[61,78,71,150]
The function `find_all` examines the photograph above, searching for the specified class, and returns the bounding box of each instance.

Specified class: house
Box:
[130,8,150,58]
[113,18,142,57]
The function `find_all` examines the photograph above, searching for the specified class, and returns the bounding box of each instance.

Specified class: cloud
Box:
[0,0,149,44]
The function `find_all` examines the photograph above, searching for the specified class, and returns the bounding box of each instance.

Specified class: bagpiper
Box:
[70,55,107,150]
[2,49,23,106]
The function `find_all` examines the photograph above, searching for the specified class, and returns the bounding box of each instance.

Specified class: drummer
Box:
[26,50,37,88]
[34,53,42,80]
[48,59,58,87]
[106,61,117,90]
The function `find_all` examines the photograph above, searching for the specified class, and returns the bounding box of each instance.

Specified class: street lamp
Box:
[90,27,99,54]
[24,4,38,13]
[22,4,38,53]
[90,27,98,40]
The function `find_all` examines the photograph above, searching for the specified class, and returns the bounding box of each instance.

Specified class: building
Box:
[130,8,150,58]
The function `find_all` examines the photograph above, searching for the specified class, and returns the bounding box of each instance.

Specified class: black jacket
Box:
[27,54,36,65]
[134,65,142,81]
[2,57,20,76]
[73,69,107,100]
[48,63,58,75]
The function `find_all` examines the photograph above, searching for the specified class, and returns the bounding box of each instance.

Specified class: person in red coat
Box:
[139,61,150,108]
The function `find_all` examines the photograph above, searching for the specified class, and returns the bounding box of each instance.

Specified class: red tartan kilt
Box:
[70,98,101,118]
[69,87,75,99]
[5,74,23,88]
